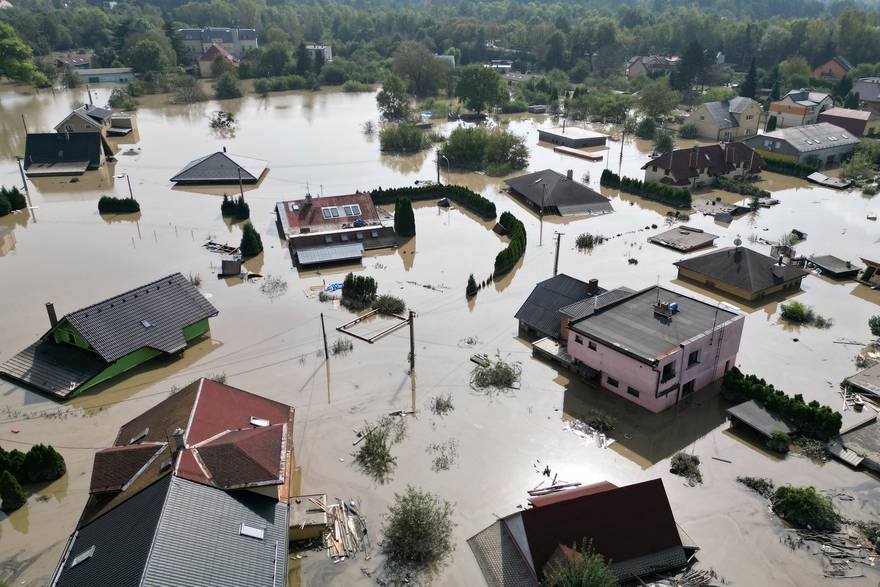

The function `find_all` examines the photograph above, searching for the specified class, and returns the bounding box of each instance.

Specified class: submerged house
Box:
[566,286,743,412]
[199,42,237,77]
[275,192,396,266]
[742,122,858,168]
[50,378,293,587]
[674,245,809,302]
[769,90,833,128]
[505,169,613,217]
[54,105,116,157]
[642,143,763,187]
[686,97,762,141]
[0,273,218,400]
[23,132,105,176]
[515,275,605,339]
[170,150,268,185]
[468,479,695,586]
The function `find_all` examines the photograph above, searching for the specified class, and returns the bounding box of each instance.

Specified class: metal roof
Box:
[727,400,792,438]
[515,274,603,338]
[24,133,103,168]
[0,340,107,399]
[570,286,739,364]
[701,97,758,129]
[755,122,860,153]
[170,152,268,184]
[62,272,218,362]
[649,226,719,252]
[53,476,288,587]
[296,242,364,265]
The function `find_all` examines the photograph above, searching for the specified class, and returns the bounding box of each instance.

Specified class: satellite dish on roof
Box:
[734,235,742,247]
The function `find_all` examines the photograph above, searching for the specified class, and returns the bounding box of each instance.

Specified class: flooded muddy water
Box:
[0,86,879,586]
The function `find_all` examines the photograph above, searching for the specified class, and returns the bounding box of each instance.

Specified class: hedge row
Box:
[713,176,771,199]
[98,195,140,214]
[762,155,818,178]
[253,74,309,94]
[493,211,526,276]
[371,184,496,219]
[722,368,842,441]
[600,169,691,208]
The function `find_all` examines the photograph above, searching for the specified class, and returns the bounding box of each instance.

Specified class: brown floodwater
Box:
[0,85,879,586]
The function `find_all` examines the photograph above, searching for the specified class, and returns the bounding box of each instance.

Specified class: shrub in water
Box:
[379,124,430,153]
[239,222,263,257]
[342,272,378,309]
[98,196,140,214]
[670,452,702,484]
[466,274,478,298]
[1,187,27,211]
[21,444,66,483]
[381,486,455,577]
[772,485,840,531]
[493,212,526,276]
[766,431,791,454]
[373,294,406,315]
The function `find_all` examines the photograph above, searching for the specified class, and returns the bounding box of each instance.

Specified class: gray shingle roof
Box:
[558,287,635,321]
[515,274,604,339]
[853,78,880,102]
[727,399,792,438]
[702,97,758,129]
[570,286,739,364]
[758,122,859,153]
[52,476,288,587]
[62,272,218,362]
[505,169,613,216]
[24,133,103,168]
[170,152,268,184]
[675,246,809,294]
[0,340,108,399]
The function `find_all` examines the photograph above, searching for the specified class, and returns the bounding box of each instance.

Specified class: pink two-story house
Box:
[566,286,744,412]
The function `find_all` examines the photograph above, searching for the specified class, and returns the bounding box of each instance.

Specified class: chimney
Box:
[46,302,58,327]
[566,169,573,180]
[172,427,185,454]
[304,193,312,206]
[587,278,599,294]
[778,255,784,266]
[222,145,227,153]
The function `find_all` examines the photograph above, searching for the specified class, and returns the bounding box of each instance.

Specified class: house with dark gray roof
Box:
[687,97,762,141]
[468,479,695,586]
[171,150,268,184]
[505,169,613,217]
[743,122,859,168]
[853,77,880,110]
[50,378,293,587]
[0,273,218,399]
[515,274,605,339]
[24,132,105,176]
[674,245,809,301]
[567,286,743,412]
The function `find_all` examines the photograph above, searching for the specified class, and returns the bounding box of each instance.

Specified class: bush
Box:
[586,409,615,434]
[762,155,818,178]
[107,88,137,110]
[21,444,65,483]
[635,117,656,139]
[543,539,617,587]
[394,197,416,236]
[382,486,455,577]
[500,99,528,113]
[98,196,140,214]
[0,447,25,480]
[723,368,842,440]
[869,315,880,337]
[767,431,791,454]
[214,72,242,99]
[772,486,840,532]
[440,126,528,172]
[355,420,396,480]
[379,125,430,153]
[239,222,263,257]
[319,62,348,85]
[653,131,674,153]
[713,176,771,199]
[221,194,249,220]
[576,233,604,249]
[0,187,26,215]
[253,74,308,95]
[670,452,702,485]
[600,169,691,208]
[342,80,372,92]
[737,476,775,498]
[0,194,10,217]
[466,274,478,297]
[373,294,406,315]
[0,470,26,511]
[371,185,495,219]
[342,272,378,310]
[678,123,698,138]
[780,302,832,328]
[471,355,521,389]
[220,194,234,216]
[493,211,526,276]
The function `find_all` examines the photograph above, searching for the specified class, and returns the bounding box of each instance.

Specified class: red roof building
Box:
[198,43,237,77]
[642,142,763,187]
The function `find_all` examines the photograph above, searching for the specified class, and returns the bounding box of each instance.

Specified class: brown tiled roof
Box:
[200,42,235,63]
[194,425,286,489]
[642,143,762,185]
[675,246,809,294]
[278,192,380,232]
[89,443,166,494]
[520,478,684,579]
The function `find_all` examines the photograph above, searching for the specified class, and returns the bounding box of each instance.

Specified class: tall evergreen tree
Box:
[295,42,310,75]
[0,470,26,511]
[834,75,853,101]
[394,197,416,237]
[844,91,861,109]
[240,222,263,257]
[313,47,325,74]
[740,59,757,98]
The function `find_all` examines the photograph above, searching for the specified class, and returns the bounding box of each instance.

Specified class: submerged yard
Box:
[0,86,879,586]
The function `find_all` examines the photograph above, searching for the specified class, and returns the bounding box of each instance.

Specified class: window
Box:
[288,202,299,212]
[574,335,583,344]
[70,545,95,568]
[682,380,696,397]
[587,341,597,351]
[746,114,753,120]
[321,208,332,219]
[239,523,265,540]
[356,233,364,240]
[661,362,676,383]
[341,233,349,241]
[657,385,677,398]
[343,204,361,216]
[249,416,269,427]
[626,386,640,398]
[141,320,153,329]
[324,235,333,243]
[371,230,379,238]
[606,377,619,388]
[687,350,700,367]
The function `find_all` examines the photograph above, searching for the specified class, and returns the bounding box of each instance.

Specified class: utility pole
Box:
[320,313,329,360]
[21,114,28,135]
[618,125,625,176]
[408,310,415,370]
[436,156,440,185]
[553,231,564,276]
[125,174,133,199]
[87,84,93,106]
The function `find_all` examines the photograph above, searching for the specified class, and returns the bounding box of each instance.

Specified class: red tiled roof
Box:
[278,192,380,232]
[200,42,236,63]
[89,443,166,494]
[193,425,285,489]
[642,143,762,185]
[520,478,683,578]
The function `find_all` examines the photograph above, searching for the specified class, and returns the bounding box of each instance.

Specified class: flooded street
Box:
[1,85,879,586]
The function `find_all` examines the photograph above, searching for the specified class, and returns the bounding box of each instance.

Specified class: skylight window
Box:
[141,319,153,328]
[240,523,265,540]
[129,427,149,444]
[70,545,95,568]
[250,416,270,427]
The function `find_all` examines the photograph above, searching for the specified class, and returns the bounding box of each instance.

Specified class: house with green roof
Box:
[0,273,218,400]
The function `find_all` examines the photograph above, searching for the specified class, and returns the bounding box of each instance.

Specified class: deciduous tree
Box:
[455,64,503,114]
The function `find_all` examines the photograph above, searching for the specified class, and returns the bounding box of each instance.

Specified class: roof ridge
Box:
[64,272,186,321]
